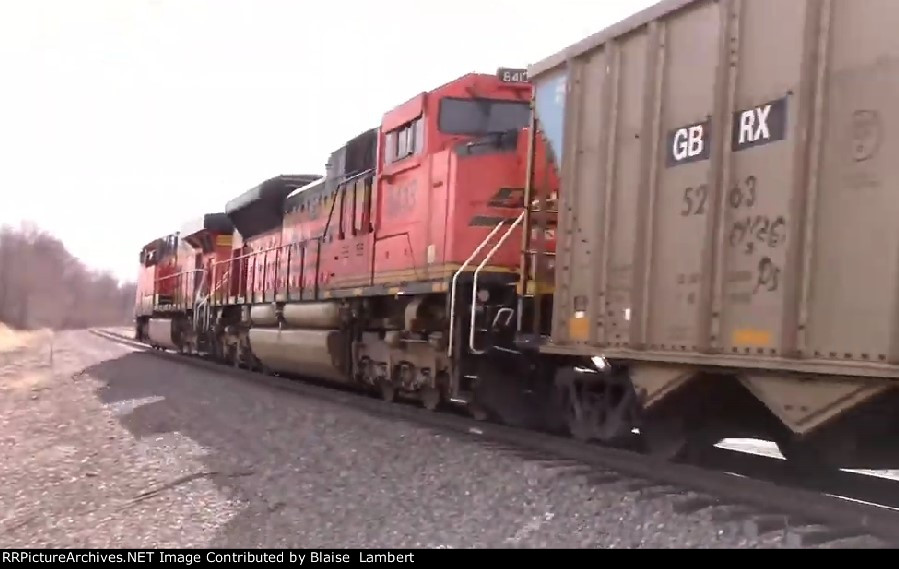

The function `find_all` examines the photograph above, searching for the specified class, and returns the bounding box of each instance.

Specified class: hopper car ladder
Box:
[516,105,558,343]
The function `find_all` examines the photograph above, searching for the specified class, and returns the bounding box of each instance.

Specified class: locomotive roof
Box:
[283,177,327,211]
[224,174,322,238]
[140,236,165,252]
[224,174,322,215]
[179,212,233,239]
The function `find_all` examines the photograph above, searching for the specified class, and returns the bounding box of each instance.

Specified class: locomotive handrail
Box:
[153,171,371,312]
[207,235,325,304]
[446,220,509,358]
[469,211,525,355]
[192,269,208,329]
[154,268,205,282]
[338,168,375,187]
[153,269,206,306]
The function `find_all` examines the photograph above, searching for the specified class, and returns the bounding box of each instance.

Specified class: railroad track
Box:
[89,328,899,548]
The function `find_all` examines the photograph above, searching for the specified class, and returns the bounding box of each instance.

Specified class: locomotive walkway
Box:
[0,328,895,548]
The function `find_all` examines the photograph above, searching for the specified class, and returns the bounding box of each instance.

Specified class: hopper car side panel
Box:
[519,0,899,468]
[533,0,899,379]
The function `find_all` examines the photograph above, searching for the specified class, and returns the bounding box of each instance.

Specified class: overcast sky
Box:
[0,0,655,283]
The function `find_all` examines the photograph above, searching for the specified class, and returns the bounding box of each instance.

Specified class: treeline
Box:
[0,223,137,330]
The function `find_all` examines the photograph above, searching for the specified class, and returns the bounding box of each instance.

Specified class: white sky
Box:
[0,0,655,283]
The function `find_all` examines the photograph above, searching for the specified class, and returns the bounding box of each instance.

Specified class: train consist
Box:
[135,70,559,420]
[135,0,899,470]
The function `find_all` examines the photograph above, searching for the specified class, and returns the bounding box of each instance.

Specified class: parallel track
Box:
[89,328,899,548]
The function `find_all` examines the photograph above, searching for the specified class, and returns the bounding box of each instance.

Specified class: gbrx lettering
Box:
[667,120,711,167]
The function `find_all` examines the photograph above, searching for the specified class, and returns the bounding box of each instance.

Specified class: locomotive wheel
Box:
[420,386,440,411]
[380,382,395,402]
[468,402,490,422]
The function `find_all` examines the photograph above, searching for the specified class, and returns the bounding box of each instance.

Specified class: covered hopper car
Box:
[512,0,899,469]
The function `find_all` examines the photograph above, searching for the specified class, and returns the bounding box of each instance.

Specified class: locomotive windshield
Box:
[438,97,530,136]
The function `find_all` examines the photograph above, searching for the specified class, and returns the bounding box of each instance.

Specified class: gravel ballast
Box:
[0,330,858,548]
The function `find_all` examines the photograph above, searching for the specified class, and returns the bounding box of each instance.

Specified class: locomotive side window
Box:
[142,249,157,267]
[338,183,354,240]
[348,183,356,237]
[384,116,424,164]
[355,177,369,234]
[438,97,530,136]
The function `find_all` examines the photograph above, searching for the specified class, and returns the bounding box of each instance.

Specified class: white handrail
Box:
[469,211,525,355]
[446,220,508,357]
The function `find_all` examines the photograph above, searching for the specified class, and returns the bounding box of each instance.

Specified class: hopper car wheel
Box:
[775,435,846,474]
[468,402,490,422]
[639,410,721,463]
[555,366,639,444]
[640,421,690,461]
[561,386,592,442]
[554,368,594,441]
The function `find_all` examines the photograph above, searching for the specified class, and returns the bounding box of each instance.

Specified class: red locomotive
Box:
[134,70,559,417]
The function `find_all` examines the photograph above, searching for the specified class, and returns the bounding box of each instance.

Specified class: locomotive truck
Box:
[135,0,899,471]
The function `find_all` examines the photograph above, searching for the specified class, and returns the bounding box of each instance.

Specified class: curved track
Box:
[90,328,899,548]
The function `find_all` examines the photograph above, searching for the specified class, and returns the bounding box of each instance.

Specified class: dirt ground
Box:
[0,323,51,354]
[0,331,240,547]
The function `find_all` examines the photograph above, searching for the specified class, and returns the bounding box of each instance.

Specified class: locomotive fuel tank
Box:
[248,303,343,329]
[248,328,347,382]
[282,303,341,329]
[147,318,181,350]
[249,305,278,327]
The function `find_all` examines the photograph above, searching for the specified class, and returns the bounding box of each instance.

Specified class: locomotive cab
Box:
[374,71,558,289]
[142,233,180,307]
[133,232,179,343]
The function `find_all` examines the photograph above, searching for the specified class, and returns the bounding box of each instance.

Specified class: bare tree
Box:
[0,222,137,330]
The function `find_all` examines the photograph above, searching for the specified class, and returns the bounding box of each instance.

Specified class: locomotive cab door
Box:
[374,112,428,283]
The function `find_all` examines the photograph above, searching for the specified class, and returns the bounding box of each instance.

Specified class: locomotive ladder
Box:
[468,211,525,355]
[516,106,558,339]
[446,213,523,404]
[193,269,230,335]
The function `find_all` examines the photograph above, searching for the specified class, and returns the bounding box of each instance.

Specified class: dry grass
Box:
[0,322,52,353]
[1,370,51,393]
